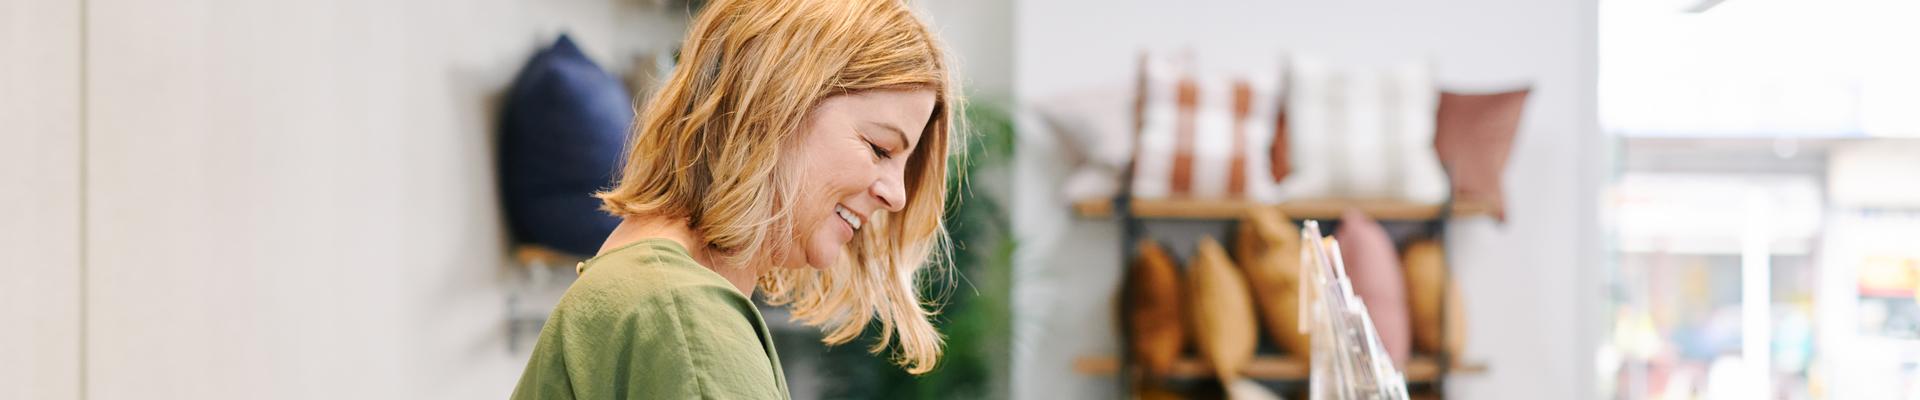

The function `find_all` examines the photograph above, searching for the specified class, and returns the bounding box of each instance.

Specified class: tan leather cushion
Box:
[1123,239,1187,377]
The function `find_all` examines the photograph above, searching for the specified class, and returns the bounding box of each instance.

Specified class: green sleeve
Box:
[510,284,784,400]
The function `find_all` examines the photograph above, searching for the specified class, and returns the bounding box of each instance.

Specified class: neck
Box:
[598,215,758,296]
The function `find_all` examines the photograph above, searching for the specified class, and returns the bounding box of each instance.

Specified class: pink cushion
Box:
[1435,89,1530,221]
[1335,208,1411,367]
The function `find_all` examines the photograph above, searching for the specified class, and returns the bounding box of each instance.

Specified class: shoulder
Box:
[558,239,758,325]
[533,240,781,398]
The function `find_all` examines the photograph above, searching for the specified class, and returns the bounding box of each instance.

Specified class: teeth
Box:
[835,205,863,231]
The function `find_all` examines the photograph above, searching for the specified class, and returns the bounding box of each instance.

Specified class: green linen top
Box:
[511,238,790,400]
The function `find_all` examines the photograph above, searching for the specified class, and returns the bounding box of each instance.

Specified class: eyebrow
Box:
[866,120,917,153]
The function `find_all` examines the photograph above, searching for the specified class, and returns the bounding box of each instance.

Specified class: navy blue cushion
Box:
[499,34,632,257]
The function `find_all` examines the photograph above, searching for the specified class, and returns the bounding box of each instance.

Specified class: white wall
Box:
[1,1,688,399]
[917,0,1014,100]
[0,0,82,399]
[1009,1,1603,398]
[7,1,1011,398]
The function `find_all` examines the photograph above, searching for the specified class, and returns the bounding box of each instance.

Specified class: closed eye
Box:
[868,140,894,160]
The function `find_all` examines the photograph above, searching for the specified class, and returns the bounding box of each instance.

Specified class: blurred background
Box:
[3,0,1917,399]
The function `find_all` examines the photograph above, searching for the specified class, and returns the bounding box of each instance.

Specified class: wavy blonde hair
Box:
[595,0,960,374]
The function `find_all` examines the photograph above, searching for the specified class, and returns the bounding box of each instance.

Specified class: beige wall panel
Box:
[85,1,684,398]
[0,0,83,399]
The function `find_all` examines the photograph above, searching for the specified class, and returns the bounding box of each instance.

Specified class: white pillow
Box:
[1033,85,1135,172]
[1280,56,1445,203]
[1033,85,1135,202]
[1132,54,1182,199]
[1387,64,1449,204]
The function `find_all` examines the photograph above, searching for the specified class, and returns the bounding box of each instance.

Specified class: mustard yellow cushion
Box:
[1404,239,1447,354]
[1189,236,1259,378]
[1233,207,1310,362]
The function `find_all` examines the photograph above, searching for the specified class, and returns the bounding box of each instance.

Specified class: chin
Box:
[796,215,858,269]
[799,236,842,270]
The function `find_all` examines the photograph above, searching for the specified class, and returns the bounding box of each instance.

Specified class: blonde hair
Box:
[595,0,960,374]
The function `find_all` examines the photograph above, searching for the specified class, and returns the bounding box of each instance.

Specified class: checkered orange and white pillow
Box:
[1130,53,1285,203]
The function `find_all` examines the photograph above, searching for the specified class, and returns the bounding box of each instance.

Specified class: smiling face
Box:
[783,88,936,269]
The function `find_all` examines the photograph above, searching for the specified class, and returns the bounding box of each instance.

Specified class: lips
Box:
[834,204,863,231]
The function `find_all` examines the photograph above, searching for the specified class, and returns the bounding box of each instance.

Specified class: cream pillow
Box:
[1280,56,1445,203]
[1033,85,1135,201]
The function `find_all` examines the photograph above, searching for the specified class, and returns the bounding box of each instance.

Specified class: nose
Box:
[871,171,907,213]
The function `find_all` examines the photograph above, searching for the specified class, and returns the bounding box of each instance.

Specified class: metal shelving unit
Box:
[1083,193,1489,397]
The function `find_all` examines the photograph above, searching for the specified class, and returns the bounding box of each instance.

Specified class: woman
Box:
[511,0,960,398]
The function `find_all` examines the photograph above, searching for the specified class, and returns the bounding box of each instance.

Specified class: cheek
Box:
[812,152,877,196]
[792,156,876,268]
[785,186,838,269]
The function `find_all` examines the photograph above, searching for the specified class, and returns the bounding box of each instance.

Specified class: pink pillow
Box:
[1334,209,1411,367]
[1435,89,1530,221]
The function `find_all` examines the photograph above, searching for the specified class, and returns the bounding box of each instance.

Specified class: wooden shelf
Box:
[1071,355,1486,382]
[1072,198,1494,221]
